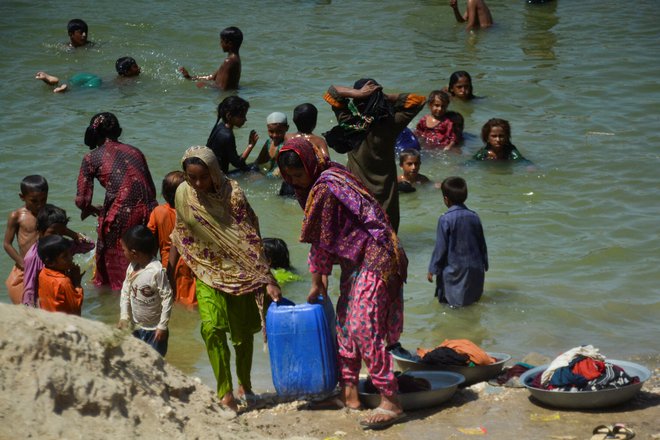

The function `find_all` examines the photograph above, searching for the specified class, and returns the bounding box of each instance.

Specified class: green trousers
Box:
[196,280,261,397]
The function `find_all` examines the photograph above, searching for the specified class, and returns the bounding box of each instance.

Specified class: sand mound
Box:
[0,303,267,440]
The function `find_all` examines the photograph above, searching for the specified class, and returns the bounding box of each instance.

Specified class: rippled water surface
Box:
[1,1,658,391]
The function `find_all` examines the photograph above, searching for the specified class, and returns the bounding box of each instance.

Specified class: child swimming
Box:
[446,71,476,101]
[473,118,527,161]
[415,90,458,150]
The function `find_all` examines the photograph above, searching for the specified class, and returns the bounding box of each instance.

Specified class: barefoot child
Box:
[147,172,196,306]
[3,175,48,303]
[427,177,488,307]
[473,118,527,161]
[179,26,243,90]
[37,235,85,315]
[450,0,494,31]
[397,149,430,193]
[415,90,459,150]
[118,225,173,356]
[206,96,258,174]
[22,204,94,308]
[253,112,289,176]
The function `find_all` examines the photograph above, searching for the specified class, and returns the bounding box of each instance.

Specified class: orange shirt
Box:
[147,204,175,268]
[417,339,495,366]
[38,267,84,315]
[147,203,197,306]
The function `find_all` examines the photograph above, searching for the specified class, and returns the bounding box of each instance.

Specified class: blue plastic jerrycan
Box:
[266,296,338,396]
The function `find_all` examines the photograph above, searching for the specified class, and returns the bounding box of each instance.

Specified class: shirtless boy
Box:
[450,0,493,31]
[179,26,243,90]
[3,175,48,303]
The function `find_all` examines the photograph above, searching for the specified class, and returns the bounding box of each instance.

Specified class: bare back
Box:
[215,53,241,90]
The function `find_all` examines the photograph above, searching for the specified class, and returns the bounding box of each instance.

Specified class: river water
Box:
[1,0,658,392]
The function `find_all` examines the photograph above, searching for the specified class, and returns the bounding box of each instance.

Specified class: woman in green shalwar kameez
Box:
[170,146,281,412]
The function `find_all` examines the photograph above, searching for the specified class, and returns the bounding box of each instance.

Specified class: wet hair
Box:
[481,118,512,145]
[115,57,137,76]
[37,235,72,265]
[399,148,421,165]
[292,103,318,133]
[220,26,243,50]
[277,149,304,169]
[122,225,157,256]
[215,96,249,125]
[441,176,468,205]
[448,71,475,99]
[67,19,88,35]
[263,238,291,269]
[162,171,185,208]
[447,111,464,130]
[84,112,122,149]
[20,175,48,195]
[428,90,450,104]
[37,204,69,233]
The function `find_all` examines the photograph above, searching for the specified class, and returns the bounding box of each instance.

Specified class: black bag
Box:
[323,125,367,154]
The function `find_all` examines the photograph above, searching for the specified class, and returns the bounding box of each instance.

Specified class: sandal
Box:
[360,407,407,430]
[591,424,635,440]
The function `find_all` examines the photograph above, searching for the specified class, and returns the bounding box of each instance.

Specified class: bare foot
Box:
[53,84,68,93]
[35,71,60,85]
[220,391,239,413]
[342,383,362,410]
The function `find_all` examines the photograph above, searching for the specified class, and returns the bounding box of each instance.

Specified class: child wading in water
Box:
[473,118,527,161]
[179,26,243,90]
[253,112,289,176]
[450,0,494,31]
[170,146,281,412]
[22,204,94,308]
[3,175,48,304]
[428,177,488,307]
[118,225,173,356]
[446,70,476,101]
[206,96,258,174]
[147,171,196,306]
[415,90,458,150]
[397,149,430,193]
[37,235,85,315]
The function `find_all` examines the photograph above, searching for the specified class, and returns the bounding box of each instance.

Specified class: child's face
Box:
[185,163,214,193]
[450,77,472,99]
[220,38,232,53]
[69,30,87,47]
[401,156,421,180]
[228,111,247,128]
[487,126,508,151]
[429,97,449,119]
[125,64,141,77]
[43,223,67,237]
[267,123,288,145]
[20,191,48,216]
[49,248,74,272]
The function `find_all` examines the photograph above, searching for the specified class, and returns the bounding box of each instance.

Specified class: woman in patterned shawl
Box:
[75,112,158,290]
[170,146,281,412]
[278,138,407,430]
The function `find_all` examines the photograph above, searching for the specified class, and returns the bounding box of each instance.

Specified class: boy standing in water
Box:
[427,177,488,307]
[179,26,243,90]
[3,176,48,304]
[450,0,493,31]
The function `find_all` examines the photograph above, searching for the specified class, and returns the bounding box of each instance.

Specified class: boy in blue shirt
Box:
[427,176,488,307]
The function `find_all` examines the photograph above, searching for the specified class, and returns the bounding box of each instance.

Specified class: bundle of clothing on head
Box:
[530,345,640,391]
